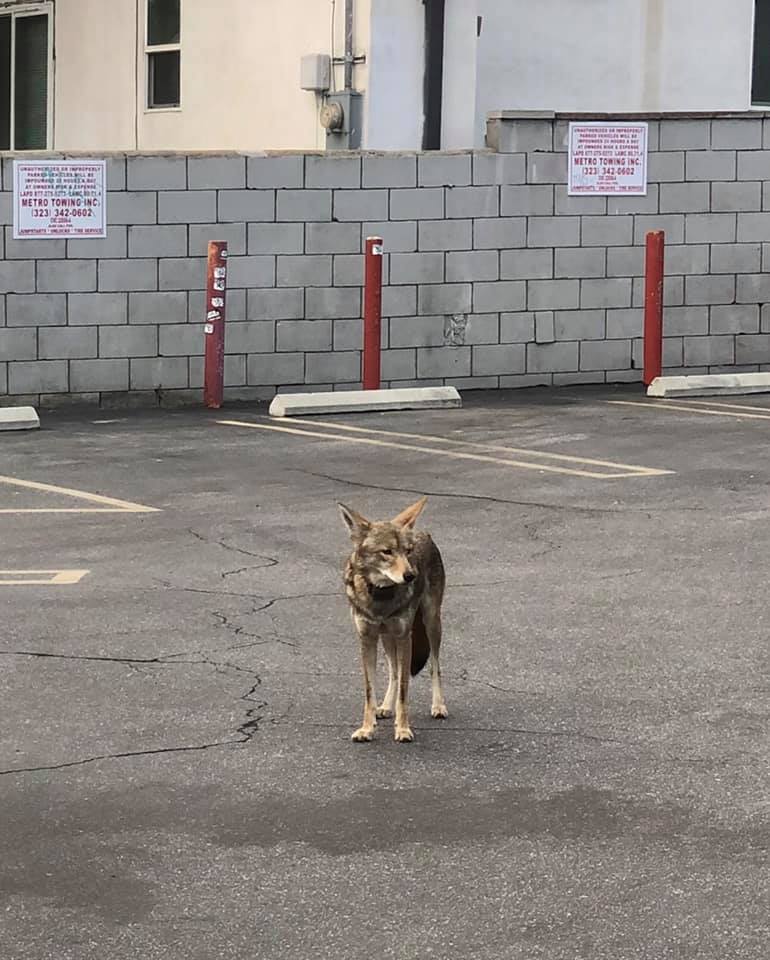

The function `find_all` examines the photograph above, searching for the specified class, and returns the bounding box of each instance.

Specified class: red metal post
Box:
[643,230,664,386]
[204,241,228,409]
[362,236,384,390]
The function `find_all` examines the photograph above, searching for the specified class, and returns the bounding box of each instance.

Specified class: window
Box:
[147,0,181,109]
[753,1,770,104]
[0,6,51,150]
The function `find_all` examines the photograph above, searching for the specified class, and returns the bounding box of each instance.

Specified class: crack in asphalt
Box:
[187,528,280,572]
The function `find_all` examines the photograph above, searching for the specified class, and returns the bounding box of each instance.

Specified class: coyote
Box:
[338,496,447,743]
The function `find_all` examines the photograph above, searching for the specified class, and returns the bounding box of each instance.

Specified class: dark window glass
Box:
[0,16,10,150]
[753,1,770,103]
[148,0,180,45]
[149,50,180,108]
[14,15,48,149]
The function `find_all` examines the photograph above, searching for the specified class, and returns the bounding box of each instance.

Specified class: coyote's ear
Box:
[338,502,371,540]
[391,496,427,529]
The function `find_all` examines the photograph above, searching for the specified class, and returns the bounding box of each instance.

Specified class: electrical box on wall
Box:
[300,54,331,92]
[320,91,363,150]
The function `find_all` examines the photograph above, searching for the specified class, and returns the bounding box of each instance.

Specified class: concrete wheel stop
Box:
[0,406,40,431]
[268,387,462,418]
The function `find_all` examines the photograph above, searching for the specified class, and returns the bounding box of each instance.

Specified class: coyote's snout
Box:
[339,496,447,743]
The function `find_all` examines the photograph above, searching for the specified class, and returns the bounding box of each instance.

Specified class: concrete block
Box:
[633,214,685,245]
[306,221,361,254]
[685,213,737,243]
[247,288,304,320]
[446,186,498,219]
[555,310,605,340]
[685,275,736,305]
[581,278,632,309]
[305,287,361,319]
[107,192,157,225]
[276,319,331,352]
[761,304,770,332]
[711,304,759,334]
[99,259,157,292]
[737,212,770,242]
[605,188,659,215]
[487,117,552,153]
[247,155,304,189]
[68,227,128,259]
[99,325,157,358]
[128,224,187,258]
[606,308,641,338]
[130,357,189,390]
[473,153,526,186]
[105,157,126,191]
[4,234,66,259]
[582,215,633,247]
[528,216,580,247]
[248,352,304,385]
[158,190,217,224]
[418,154,471,186]
[270,385,460,416]
[555,371,605,386]
[737,151,770,180]
[737,273,770,303]
[712,118,762,150]
[555,186,607,215]
[764,182,770,211]
[390,315,446,348]
[217,189,274,223]
[305,350,360,383]
[362,155,417,188]
[712,182,761,213]
[417,346,470,378]
[381,349,417,380]
[501,184,553,216]
[419,219,472,251]
[473,281,526,313]
[276,254,331,287]
[306,156,361,189]
[535,312,555,343]
[710,242,761,275]
[666,244,710,275]
[580,339,631,371]
[0,328,36,360]
[554,247,605,279]
[39,327,97,360]
[9,361,68,394]
[685,150,736,181]
[736,335,770,364]
[684,335,734,366]
[382,285,417,317]
[472,343,525,376]
[127,156,186,190]
[7,293,65,326]
[390,188,443,220]
[418,283,472,315]
[333,190,388,222]
[37,261,96,294]
[606,246,644,278]
[473,217,526,249]
[188,156,246,189]
[128,291,186,325]
[189,222,247,256]
[70,358,129,391]
[659,119,710,150]
[528,279,579,311]
[159,257,207,291]
[333,255,364,286]
[501,248,553,280]
[664,306,710,336]
[527,341,578,373]
[227,256,275,288]
[389,252,444,285]
[333,318,363,351]
[0,296,5,328]
[224,320,274,354]
[363,221,417,253]
[159,324,204,356]
[0,193,9,225]
[248,222,303,255]
[659,182,710,213]
[647,152,685,183]
[446,250,498,282]
[276,190,331,222]
[500,312,535,342]
[0,406,39,430]
[463,314,499,344]
[527,153,567,184]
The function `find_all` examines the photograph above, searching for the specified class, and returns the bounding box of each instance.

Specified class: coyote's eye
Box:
[381,548,393,556]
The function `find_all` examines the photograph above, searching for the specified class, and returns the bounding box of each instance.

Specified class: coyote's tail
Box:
[410,606,430,676]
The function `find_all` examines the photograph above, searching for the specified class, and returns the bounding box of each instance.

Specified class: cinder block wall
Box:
[2,113,770,406]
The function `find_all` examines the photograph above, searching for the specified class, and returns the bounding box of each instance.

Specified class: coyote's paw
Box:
[351,726,374,742]
[394,726,414,743]
[376,705,393,718]
[431,703,448,719]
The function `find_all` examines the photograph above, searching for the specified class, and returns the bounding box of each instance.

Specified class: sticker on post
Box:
[211,297,224,308]
[214,266,227,279]
[213,279,225,291]
[204,323,214,334]
[372,244,383,255]
[207,310,221,321]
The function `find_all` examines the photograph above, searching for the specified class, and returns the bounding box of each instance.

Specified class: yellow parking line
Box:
[0,569,90,585]
[683,398,770,413]
[0,475,160,514]
[218,419,672,479]
[607,400,770,420]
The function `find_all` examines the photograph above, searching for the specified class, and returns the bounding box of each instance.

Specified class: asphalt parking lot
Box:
[2,384,769,960]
